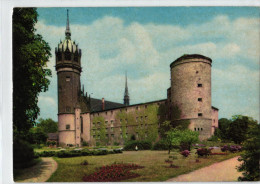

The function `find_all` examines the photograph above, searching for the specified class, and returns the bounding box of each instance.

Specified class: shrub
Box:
[96,142,101,147]
[221,145,242,153]
[13,139,35,169]
[81,160,89,165]
[37,151,56,157]
[181,150,190,157]
[196,148,212,157]
[113,142,120,146]
[152,140,168,150]
[124,140,152,151]
[82,141,89,147]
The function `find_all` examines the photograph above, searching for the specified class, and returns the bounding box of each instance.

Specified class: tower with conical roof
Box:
[55,10,83,147]
[124,72,130,106]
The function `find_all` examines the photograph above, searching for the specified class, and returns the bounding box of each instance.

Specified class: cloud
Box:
[36,14,259,122]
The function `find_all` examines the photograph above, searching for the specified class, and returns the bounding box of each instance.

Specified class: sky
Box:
[35,7,260,122]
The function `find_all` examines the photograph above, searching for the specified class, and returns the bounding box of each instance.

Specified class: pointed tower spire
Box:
[65,9,71,39]
[124,71,130,106]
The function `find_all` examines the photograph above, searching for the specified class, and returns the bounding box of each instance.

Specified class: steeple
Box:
[124,71,130,106]
[65,9,71,39]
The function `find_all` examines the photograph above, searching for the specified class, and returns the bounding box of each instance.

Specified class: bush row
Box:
[35,148,122,158]
[124,140,152,151]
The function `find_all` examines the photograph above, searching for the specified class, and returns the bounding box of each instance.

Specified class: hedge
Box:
[152,140,168,150]
[35,148,122,158]
[124,140,152,151]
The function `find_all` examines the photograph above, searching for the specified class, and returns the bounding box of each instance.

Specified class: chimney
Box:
[102,98,105,110]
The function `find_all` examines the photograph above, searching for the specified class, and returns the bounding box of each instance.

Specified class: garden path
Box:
[166,156,242,182]
[15,157,57,182]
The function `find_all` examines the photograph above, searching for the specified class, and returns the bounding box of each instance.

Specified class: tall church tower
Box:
[55,10,82,146]
[124,72,130,106]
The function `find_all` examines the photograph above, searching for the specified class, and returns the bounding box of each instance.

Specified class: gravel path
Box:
[15,157,58,182]
[167,156,242,182]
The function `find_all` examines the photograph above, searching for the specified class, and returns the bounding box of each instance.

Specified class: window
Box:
[198,113,203,117]
[196,71,199,74]
[120,127,122,131]
[145,105,147,109]
[201,128,203,131]
[198,83,203,87]
[66,76,70,82]
[105,121,108,124]
[120,119,122,123]
[81,117,83,133]
[111,111,113,114]
[111,120,114,124]
[136,106,139,110]
[106,134,108,138]
[136,133,138,138]
[120,133,123,138]
[66,124,70,130]
[111,134,114,138]
[93,135,96,138]
[97,122,100,126]
[198,98,202,102]
[125,119,128,123]
[140,116,143,121]
[111,127,114,132]
[105,112,107,115]
[66,106,71,112]
[125,108,127,112]
[145,116,148,120]
[194,128,196,131]
[136,117,138,122]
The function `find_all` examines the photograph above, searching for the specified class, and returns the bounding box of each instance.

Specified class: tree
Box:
[228,115,257,144]
[179,129,199,151]
[166,130,181,154]
[37,118,58,133]
[215,118,232,140]
[238,122,260,181]
[13,8,51,168]
[28,127,48,144]
[13,8,52,141]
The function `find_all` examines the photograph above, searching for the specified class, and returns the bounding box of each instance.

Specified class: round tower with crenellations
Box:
[170,54,212,140]
[55,10,82,146]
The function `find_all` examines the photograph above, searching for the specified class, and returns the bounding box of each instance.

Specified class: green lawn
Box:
[48,149,241,182]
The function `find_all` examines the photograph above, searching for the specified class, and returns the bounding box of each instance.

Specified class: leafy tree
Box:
[166,129,199,154]
[166,130,181,154]
[228,115,257,144]
[13,8,52,141]
[215,118,232,141]
[28,127,48,144]
[179,129,199,151]
[37,118,58,133]
[238,122,260,181]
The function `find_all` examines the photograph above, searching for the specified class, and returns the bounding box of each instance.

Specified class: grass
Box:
[47,148,241,182]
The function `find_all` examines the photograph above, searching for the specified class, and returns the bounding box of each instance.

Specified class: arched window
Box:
[81,116,83,133]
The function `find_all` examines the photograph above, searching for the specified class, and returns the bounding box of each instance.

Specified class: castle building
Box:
[55,11,218,147]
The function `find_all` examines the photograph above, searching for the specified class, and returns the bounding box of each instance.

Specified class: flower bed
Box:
[82,163,144,182]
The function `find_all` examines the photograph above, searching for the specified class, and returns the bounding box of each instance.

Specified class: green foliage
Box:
[214,118,232,141]
[82,141,89,147]
[13,8,52,140]
[13,139,35,169]
[46,141,57,146]
[28,127,48,144]
[238,122,260,181]
[124,140,152,151]
[36,148,123,158]
[37,118,58,133]
[228,115,257,144]
[152,140,169,150]
[92,116,107,146]
[166,129,199,154]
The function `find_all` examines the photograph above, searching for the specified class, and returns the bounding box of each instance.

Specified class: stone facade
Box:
[55,12,219,147]
[169,54,214,139]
